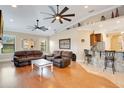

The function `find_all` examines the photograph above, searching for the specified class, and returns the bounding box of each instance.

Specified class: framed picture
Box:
[59,38,71,49]
[22,39,35,49]
[22,39,29,49]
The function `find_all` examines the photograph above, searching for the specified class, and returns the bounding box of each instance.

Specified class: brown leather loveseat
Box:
[13,50,43,67]
[45,51,72,68]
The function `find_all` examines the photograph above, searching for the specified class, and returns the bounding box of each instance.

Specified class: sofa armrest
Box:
[13,56,20,62]
[61,57,71,68]
[62,57,70,61]
[54,56,61,59]
[41,55,46,59]
[14,56,19,59]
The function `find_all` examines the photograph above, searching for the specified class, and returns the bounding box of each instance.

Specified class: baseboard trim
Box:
[76,60,83,63]
[0,59,11,62]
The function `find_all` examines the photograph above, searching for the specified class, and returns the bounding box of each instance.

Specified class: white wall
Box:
[102,32,111,50]
[0,31,48,62]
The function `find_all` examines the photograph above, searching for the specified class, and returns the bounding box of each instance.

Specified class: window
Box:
[1,35,15,53]
[40,41,47,52]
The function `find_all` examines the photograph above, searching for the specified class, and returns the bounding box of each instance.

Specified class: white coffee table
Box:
[31,59,53,76]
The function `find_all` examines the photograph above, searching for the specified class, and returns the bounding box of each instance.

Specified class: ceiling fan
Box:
[41,5,75,24]
[27,20,48,31]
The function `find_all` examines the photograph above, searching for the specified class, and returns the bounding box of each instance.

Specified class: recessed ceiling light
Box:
[99,24,103,28]
[11,5,17,8]
[84,6,88,9]
[116,20,120,24]
[10,19,14,22]
[121,32,124,34]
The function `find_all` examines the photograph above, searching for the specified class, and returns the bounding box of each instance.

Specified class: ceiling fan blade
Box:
[40,12,54,16]
[43,17,54,20]
[27,27,33,29]
[51,18,56,23]
[59,7,69,15]
[48,6,56,14]
[26,26,34,29]
[57,5,59,14]
[59,19,63,24]
[35,25,37,28]
[32,28,36,31]
[62,18,71,21]
[39,26,48,31]
[62,14,75,17]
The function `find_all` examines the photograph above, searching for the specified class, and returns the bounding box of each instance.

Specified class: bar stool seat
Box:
[84,49,92,64]
[104,50,116,74]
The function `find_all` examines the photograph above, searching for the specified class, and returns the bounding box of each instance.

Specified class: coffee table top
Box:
[31,59,52,66]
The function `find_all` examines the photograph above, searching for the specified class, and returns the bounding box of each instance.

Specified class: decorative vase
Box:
[111,11,114,18]
[101,16,106,21]
[78,23,81,27]
[115,8,119,17]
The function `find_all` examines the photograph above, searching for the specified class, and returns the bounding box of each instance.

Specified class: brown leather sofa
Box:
[13,50,43,67]
[45,51,72,68]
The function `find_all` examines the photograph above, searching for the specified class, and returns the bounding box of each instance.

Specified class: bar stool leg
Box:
[112,62,116,74]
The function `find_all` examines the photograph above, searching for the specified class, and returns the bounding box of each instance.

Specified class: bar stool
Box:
[84,49,92,64]
[104,50,116,74]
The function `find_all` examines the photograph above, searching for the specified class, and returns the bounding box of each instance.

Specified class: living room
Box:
[0,4,124,88]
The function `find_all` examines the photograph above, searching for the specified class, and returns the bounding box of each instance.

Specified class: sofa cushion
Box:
[26,51,33,56]
[33,50,43,55]
[34,54,41,57]
[53,51,62,58]
[61,51,72,58]
[27,56,42,60]
[14,51,27,56]
[32,57,42,60]
[17,57,29,62]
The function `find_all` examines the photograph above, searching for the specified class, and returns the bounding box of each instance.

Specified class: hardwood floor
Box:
[0,61,118,88]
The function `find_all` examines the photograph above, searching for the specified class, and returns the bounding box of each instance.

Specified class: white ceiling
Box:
[0,5,119,36]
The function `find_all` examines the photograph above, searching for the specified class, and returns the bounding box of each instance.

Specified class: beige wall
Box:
[0,29,117,62]
[110,34,124,51]
[106,32,124,51]
[49,29,110,62]
[111,35,121,51]
[50,29,92,62]
[0,31,48,62]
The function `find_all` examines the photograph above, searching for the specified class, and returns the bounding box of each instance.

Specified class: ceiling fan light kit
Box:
[55,16,60,20]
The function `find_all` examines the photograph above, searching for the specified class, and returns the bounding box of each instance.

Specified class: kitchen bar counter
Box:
[88,50,124,72]
[99,50,124,60]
